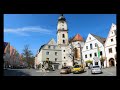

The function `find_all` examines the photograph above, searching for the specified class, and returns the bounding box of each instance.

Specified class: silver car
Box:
[91,65,102,74]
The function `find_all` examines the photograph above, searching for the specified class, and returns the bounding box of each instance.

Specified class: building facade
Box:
[82,33,106,67]
[36,38,62,69]
[104,23,117,67]
[4,42,10,68]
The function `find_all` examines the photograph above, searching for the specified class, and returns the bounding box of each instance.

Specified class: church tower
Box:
[57,14,68,46]
[57,14,72,66]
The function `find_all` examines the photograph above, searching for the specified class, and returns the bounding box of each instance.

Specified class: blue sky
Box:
[4,14,116,56]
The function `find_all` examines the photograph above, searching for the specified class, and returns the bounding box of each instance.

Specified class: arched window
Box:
[63,40,65,44]
[62,34,65,38]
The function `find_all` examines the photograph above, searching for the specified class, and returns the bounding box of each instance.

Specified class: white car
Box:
[91,65,102,74]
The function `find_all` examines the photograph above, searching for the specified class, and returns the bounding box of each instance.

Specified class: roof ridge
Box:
[90,33,106,39]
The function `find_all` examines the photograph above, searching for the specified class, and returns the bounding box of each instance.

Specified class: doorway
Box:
[109,58,115,66]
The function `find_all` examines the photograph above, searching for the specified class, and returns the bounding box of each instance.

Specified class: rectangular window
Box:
[46,52,49,55]
[95,43,97,47]
[48,46,50,49]
[90,54,92,57]
[85,55,87,58]
[111,39,113,42]
[55,52,57,55]
[86,46,88,49]
[90,44,92,49]
[109,48,112,53]
[94,53,97,56]
[100,51,102,56]
[55,58,57,62]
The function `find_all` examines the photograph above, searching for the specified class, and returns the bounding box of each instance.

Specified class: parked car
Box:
[91,65,102,74]
[72,65,84,74]
[67,66,73,73]
[60,66,71,74]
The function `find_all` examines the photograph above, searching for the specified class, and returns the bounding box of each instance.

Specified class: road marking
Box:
[103,70,114,76]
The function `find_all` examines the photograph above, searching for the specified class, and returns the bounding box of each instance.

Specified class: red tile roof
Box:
[72,34,84,41]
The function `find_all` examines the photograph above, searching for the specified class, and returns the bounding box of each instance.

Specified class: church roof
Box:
[71,34,84,42]
[39,44,46,52]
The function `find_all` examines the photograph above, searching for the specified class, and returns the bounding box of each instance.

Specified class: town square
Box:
[4,14,116,76]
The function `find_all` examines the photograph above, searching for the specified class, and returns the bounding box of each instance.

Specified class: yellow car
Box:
[72,65,84,74]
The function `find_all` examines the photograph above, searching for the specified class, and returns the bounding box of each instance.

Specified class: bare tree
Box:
[22,45,33,68]
[67,43,75,66]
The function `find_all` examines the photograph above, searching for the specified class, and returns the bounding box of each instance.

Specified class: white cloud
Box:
[4,26,53,36]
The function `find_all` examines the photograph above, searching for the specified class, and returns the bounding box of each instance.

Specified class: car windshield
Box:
[74,65,80,68]
[93,66,100,68]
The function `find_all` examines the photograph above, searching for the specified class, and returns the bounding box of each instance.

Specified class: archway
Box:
[109,58,115,67]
